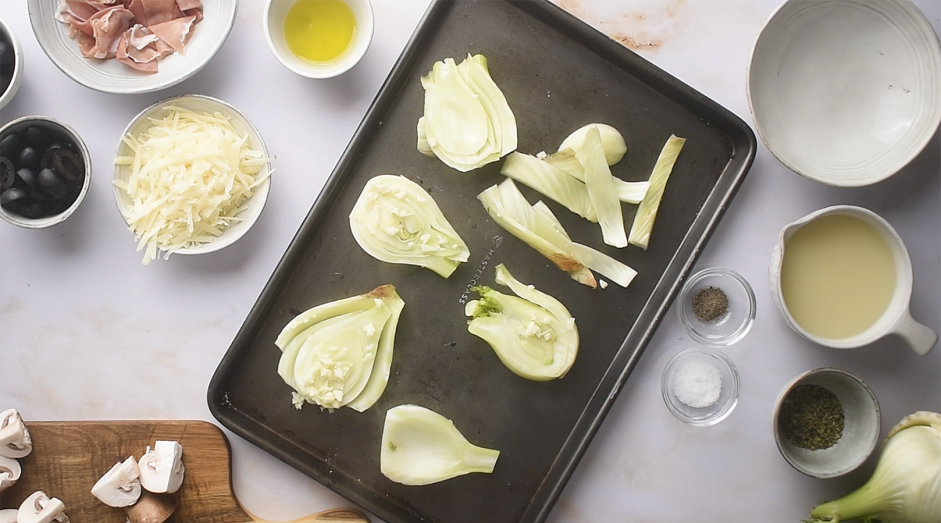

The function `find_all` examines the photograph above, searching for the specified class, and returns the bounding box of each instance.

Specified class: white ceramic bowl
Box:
[747,0,941,186]
[28,0,237,94]
[769,205,938,356]
[0,17,24,110]
[113,95,271,258]
[264,0,374,79]
[773,368,880,478]
[0,116,92,229]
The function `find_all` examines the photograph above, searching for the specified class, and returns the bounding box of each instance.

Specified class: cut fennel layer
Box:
[381,404,499,485]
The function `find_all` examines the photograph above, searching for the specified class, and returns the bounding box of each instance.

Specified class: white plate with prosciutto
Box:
[28,0,237,94]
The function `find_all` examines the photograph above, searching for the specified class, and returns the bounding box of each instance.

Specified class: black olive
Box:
[0,156,14,191]
[28,189,47,203]
[16,200,45,219]
[18,146,39,171]
[0,133,22,158]
[25,126,54,149]
[0,187,27,208]
[52,149,85,183]
[41,144,63,170]
[0,41,11,68]
[38,168,69,200]
[15,168,35,190]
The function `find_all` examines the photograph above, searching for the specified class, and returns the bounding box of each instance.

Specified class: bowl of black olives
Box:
[0,17,23,110]
[0,116,91,229]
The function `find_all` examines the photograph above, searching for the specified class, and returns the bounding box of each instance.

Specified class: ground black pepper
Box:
[778,384,845,450]
[692,286,729,322]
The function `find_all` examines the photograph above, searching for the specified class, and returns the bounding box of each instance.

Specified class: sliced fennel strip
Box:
[579,126,627,248]
[500,152,597,222]
[628,134,686,250]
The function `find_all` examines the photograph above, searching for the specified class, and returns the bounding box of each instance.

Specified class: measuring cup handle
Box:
[894,313,938,356]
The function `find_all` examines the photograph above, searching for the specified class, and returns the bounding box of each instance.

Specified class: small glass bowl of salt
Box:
[661,347,740,426]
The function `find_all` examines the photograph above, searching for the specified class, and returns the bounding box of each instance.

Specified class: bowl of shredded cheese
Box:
[113,94,272,265]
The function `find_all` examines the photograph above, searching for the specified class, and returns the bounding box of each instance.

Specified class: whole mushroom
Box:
[17,491,68,523]
[0,409,32,458]
[91,456,141,507]
[138,441,184,494]
[125,491,175,523]
[0,455,21,492]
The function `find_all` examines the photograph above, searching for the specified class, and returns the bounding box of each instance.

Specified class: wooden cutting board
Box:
[1,420,368,523]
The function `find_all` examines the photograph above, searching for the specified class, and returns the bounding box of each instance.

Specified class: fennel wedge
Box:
[275,285,404,412]
[349,175,470,278]
[381,404,499,485]
[419,54,517,172]
[477,178,637,288]
[466,264,578,381]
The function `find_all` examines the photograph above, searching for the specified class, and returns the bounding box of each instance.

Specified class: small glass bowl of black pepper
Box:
[0,16,23,109]
[677,267,756,347]
[0,116,92,229]
[772,367,880,478]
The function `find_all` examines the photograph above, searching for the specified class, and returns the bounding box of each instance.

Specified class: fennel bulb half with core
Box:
[807,411,941,523]
[381,404,499,485]
[418,54,517,172]
[465,263,578,381]
[275,285,405,412]
[349,175,470,278]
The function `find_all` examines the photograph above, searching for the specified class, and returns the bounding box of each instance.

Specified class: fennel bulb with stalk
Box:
[381,404,499,485]
[807,411,941,523]
[465,263,578,381]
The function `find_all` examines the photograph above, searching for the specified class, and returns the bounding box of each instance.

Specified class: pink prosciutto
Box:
[56,0,202,73]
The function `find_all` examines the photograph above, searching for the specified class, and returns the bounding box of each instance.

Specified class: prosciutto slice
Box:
[56,0,202,73]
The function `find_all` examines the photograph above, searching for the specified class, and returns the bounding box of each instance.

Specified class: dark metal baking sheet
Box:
[208,1,756,522]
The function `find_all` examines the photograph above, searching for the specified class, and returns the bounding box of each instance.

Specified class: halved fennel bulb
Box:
[381,404,499,485]
[275,285,405,412]
[418,54,517,172]
[466,264,578,381]
[349,175,470,278]
[628,135,686,249]
[477,178,637,288]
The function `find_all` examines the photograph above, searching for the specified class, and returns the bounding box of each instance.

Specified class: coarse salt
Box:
[672,359,722,408]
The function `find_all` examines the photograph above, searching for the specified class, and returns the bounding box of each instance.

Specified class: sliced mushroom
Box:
[17,491,68,523]
[91,456,141,507]
[0,409,32,458]
[0,509,18,523]
[125,491,175,523]
[137,441,184,494]
[0,455,21,492]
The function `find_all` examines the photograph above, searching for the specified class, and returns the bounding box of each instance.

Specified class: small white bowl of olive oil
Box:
[264,0,374,79]
[770,205,937,356]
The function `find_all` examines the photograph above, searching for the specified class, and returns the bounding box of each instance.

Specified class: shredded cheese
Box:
[114,105,269,265]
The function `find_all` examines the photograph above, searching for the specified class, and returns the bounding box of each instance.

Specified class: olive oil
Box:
[284,0,357,64]
[781,213,896,339]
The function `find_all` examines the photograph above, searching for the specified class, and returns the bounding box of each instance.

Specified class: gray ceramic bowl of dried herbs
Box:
[773,367,881,478]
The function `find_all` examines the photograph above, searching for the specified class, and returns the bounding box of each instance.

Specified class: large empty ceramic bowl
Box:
[747,0,941,186]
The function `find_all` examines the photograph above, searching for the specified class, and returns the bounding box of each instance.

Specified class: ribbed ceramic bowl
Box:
[0,16,24,109]
[113,95,271,258]
[773,368,881,478]
[747,0,941,186]
[28,0,237,94]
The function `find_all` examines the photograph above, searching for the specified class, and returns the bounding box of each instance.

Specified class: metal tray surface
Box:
[208,1,756,522]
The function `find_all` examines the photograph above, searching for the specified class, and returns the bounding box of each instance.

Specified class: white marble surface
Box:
[1,0,939,521]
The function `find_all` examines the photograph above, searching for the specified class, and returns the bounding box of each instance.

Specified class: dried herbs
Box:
[779,384,845,450]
